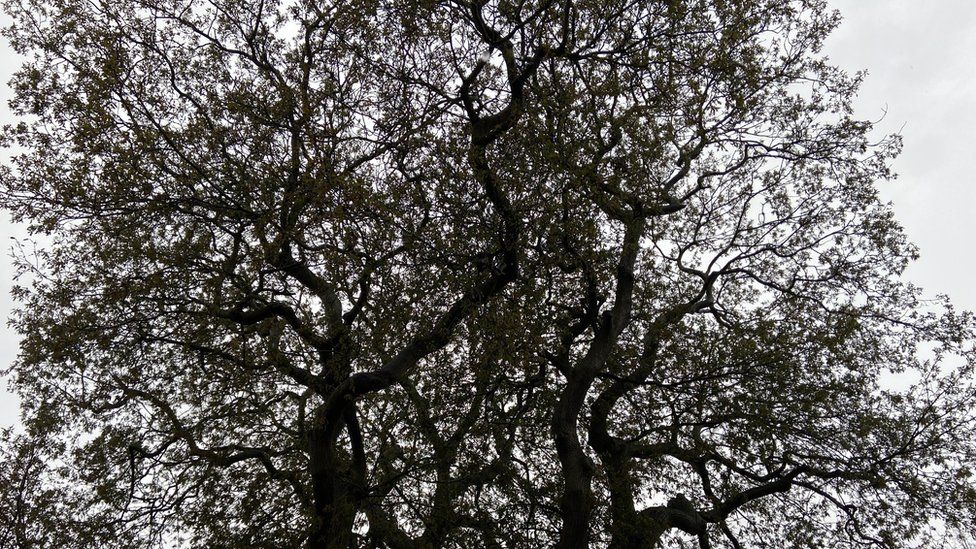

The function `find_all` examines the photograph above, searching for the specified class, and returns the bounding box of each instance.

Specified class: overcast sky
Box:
[825,1,976,310]
[1,1,975,428]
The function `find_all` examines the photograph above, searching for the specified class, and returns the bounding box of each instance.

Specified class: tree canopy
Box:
[1,0,975,547]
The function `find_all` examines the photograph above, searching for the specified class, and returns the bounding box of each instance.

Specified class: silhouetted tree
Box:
[2,0,975,547]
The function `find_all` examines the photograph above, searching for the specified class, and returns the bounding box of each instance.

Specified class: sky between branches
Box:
[0,0,974,428]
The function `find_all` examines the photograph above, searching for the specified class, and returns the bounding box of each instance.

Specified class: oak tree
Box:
[2,0,975,547]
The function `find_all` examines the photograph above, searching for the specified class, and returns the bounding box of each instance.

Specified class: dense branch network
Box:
[1,1,975,548]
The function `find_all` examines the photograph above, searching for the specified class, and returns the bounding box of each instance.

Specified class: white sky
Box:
[1,1,975,427]
[824,1,976,310]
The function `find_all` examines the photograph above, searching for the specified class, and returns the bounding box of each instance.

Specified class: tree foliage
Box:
[2,0,976,547]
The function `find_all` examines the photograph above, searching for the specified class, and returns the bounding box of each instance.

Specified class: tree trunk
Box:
[307,409,356,549]
[553,371,597,548]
